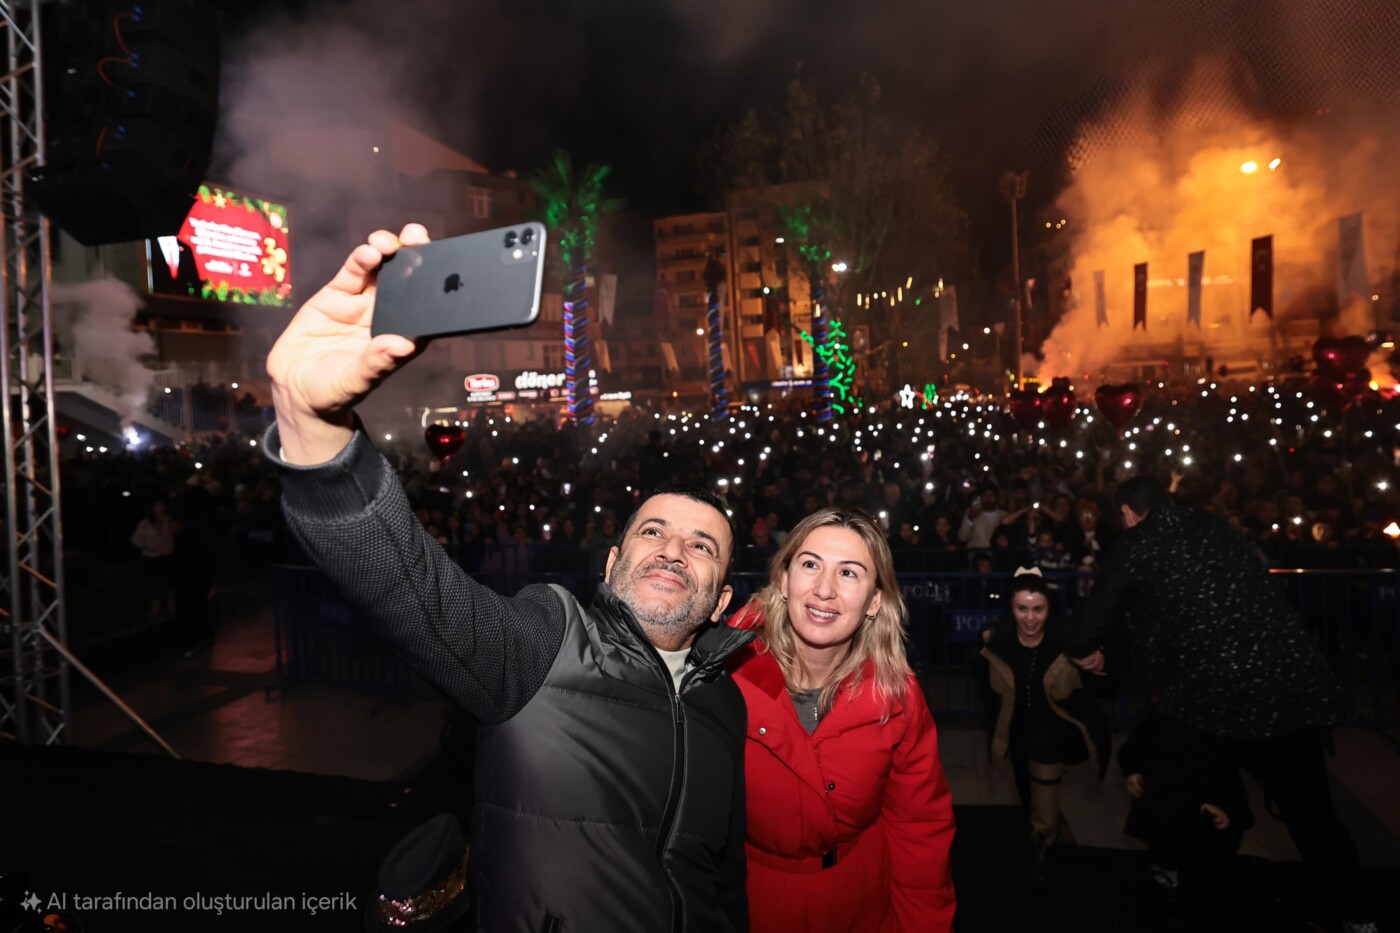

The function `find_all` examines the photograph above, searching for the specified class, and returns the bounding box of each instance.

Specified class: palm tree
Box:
[531,151,621,426]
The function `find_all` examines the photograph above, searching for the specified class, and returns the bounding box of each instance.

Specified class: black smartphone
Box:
[371,223,547,340]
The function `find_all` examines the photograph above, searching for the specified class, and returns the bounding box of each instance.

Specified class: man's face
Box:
[605,494,734,647]
[981,489,1000,510]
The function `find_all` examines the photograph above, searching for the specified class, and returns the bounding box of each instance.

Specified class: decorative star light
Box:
[899,384,917,408]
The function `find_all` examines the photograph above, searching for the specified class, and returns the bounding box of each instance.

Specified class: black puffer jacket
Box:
[1065,503,1344,739]
[270,424,753,932]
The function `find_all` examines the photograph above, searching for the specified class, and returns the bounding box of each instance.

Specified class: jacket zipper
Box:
[612,594,751,933]
[634,632,689,933]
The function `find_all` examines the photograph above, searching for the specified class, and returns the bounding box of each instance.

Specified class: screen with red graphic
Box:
[146,184,292,306]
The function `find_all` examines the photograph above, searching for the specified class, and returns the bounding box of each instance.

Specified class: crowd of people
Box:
[56,363,1400,644]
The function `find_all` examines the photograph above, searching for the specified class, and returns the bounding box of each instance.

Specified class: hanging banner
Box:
[938,284,959,333]
[1251,235,1273,318]
[1133,263,1148,330]
[765,329,783,371]
[1338,213,1368,307]
[1187,251,1204,327]
[1093,270,1107,328]
[598,273,618,326]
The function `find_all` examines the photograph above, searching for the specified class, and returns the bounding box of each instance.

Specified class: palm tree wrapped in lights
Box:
[703,253,729,419]
[532,151,621,426]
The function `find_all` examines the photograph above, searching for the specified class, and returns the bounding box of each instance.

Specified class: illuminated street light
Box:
[1240,161,1259,174]
[1268,157,1281,170]
[831,261,848,273]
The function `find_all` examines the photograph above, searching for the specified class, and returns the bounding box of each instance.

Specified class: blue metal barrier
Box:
[268,556,1400,727]
[269,564,416,701]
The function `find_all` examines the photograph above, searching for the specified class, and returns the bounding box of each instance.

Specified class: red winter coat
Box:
[727,609,957,932]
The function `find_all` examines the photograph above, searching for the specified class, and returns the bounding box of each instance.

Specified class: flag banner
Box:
[1187,251,1204,327]
[766,329,783,371]
[598,274,617,326]
[1093,270,1107,327]
[1133,263,1147,330]
[660,341,679,372]
[762,292,779,333]
[1338,213,1368,306]
[940,285,959,333]
[1251,235,1273,318]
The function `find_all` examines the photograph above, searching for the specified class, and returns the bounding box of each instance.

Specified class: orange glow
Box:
[1035,71,1400,386]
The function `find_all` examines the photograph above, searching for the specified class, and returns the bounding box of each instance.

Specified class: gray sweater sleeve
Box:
[265,421,566,725]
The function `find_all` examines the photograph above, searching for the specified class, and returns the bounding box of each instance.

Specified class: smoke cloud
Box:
[1037,58,1400,386]
[52,279,157,426]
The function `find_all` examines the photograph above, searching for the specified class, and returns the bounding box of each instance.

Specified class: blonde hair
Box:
[754,507,910,717]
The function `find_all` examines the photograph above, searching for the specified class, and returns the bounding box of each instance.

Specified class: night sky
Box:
[214,0,1400,300]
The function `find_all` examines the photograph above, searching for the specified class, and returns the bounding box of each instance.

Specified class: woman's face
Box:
[1011,590,1049,644]
[935,515,952,536]
[781,525,882,656]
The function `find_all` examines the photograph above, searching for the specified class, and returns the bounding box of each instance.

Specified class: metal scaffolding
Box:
[0,0,70,745]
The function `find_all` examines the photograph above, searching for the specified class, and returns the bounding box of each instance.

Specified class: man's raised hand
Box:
[267,225,429,464]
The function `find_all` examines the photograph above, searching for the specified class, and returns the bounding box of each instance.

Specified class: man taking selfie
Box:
[265,225,753,931]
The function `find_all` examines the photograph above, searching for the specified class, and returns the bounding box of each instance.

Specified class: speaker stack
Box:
[30,1,221,246]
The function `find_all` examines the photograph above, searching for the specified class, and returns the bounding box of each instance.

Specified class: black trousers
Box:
[1142,716,1369,920]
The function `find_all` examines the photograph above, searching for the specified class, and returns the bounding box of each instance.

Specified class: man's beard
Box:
[608,551,720,637]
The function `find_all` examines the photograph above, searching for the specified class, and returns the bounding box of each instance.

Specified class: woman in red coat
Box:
[727,506,957,932]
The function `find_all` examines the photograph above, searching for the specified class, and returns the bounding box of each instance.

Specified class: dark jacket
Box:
[1064,504,1344,740]
[1117,713,1254,853]
[978,622,1110,779]
[269,424,753,932]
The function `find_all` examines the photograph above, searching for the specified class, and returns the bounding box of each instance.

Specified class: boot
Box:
[1027,760,1065,847]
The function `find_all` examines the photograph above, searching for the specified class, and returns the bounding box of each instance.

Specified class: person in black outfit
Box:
[265,224,753,932]
[1066,476,1375,931]
[980,569,1109,869]
[1118,712,1254,858]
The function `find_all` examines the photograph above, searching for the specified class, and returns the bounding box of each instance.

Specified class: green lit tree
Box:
[532,151,622,426]
[702,71,968,401]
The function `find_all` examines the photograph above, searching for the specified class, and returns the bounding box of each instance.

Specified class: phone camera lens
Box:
[521,227,535,245]
[504,230,518,249]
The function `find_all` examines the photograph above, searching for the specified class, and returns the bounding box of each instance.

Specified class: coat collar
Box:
[590,581,755,673]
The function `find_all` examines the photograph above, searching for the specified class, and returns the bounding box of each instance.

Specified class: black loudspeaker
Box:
[30,0,220,245]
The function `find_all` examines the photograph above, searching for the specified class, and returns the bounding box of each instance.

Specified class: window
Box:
[470,187,493,219]
[675,270,697,285]
[679,295,703,309]
[744,261,762,274]
[544,343,564,371]
[674,246,699,260]
[740,236,760,247]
